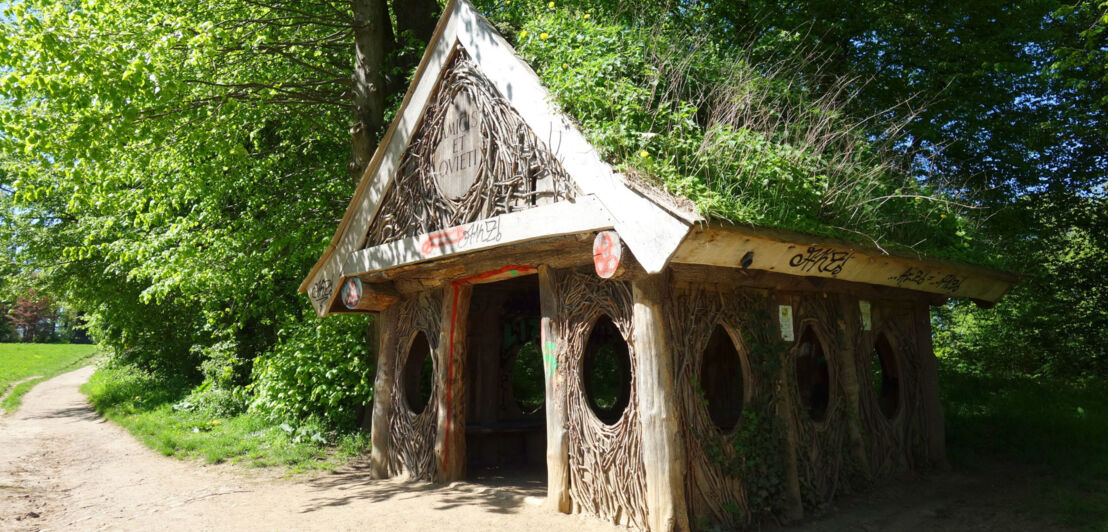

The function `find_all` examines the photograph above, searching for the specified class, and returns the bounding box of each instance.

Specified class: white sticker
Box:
[859,300,872,331]
[778,305,795,342]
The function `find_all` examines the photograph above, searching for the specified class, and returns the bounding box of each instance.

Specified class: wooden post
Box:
[436,284,471,481]
[370,304,400,479]
[774,295,805,522]
[631,273,689,532]
[539,266,571,512]
[836,294,872,479]
[914,301,949,470]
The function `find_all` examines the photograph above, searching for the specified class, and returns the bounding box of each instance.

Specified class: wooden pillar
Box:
[631,273,689,532]
[837,294,871,479]
[370,305,400,479]
[539,266,571,512]
[914,301,949,470]
[436,284,471,481]
[773,294,805,522]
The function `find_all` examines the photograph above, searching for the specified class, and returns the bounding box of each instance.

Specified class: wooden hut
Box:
[299,1,1017,529]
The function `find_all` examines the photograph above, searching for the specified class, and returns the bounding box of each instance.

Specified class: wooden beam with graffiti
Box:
[671,224,1019,303]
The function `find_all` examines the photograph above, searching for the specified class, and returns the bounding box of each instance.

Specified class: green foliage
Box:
[934,196,1108,379]
[510,340,545,413]
[249,315,373,431]
[0,0,374,428]
[941,364,1108,529]
[0,342,99,412]
[475,1,984,262]
[83,363,370,468]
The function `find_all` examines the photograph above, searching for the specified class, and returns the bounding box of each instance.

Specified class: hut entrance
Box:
[464,274,547,481]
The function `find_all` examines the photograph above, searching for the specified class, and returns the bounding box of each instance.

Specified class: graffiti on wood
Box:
[788,246,855,276]
[887,267,964,293]
[419,218,503,256]
[309,278,333,304]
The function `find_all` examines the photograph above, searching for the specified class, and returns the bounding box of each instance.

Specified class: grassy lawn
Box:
[942,367,1108,531]
[0,342,100,413]
[81,364,370,472]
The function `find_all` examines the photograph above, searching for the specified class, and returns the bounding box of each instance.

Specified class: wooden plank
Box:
[631,273,689,531]
[435,283,471,481]
[343,196,613,278]
[539,265,571,513]
[370,304,401,478]
[671,225,1017,303]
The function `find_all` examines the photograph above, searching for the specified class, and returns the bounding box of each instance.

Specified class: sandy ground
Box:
[0,367,619,531]
[0,367,1070,531]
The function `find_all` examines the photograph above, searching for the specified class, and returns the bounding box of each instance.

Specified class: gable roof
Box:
[299,0,698,316]
[299,0,1017,317]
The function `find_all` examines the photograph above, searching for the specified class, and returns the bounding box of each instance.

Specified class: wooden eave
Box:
[670,222,1019,304]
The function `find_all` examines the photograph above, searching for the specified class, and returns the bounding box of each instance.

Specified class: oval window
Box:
[581,315,632,425]
[871,333,900,419]
[701,325,745,432]
[511,341,546,414]
[402,331,434,414]
[795,327,830,422]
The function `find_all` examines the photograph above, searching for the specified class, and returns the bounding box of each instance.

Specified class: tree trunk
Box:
[349,0,395,182]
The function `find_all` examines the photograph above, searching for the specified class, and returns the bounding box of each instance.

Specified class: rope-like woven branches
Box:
[366,46,576,247]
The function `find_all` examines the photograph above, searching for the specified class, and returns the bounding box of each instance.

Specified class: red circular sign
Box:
[340,277,362,309]
[593,231,621,279]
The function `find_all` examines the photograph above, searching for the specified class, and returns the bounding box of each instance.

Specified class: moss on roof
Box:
[470,0,995,267]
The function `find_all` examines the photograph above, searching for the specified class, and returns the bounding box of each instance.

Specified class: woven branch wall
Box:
[669,285,778,528]
[386,289,444,479]
[855,302,929,478]
[552,268,648,529]
[364,45,577,247]
[673,280,934,527]
[786,294,853,508]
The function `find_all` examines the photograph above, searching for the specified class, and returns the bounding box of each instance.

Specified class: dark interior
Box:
[872,333,901,419]
[464,275,547,478]
[582,315,632,425]
[795,327,831,422]
[701,325,745,432]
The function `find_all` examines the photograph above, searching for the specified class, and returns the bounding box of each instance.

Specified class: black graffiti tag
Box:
[788,246,855,276]
[934,274,963,293]
[888,268,964,293]
[462,218,503,247]
[309,278,333,303]
[888,267,928,287]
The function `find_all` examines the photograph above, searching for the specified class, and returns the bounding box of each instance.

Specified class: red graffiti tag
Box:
[420,226,467,256]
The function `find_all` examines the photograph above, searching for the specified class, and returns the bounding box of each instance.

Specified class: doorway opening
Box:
[464,274,547,486]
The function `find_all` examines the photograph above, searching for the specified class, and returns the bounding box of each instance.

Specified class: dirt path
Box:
[0,367,1070,531]
[0,367,619,531]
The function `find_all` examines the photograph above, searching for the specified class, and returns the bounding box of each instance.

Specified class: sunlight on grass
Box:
[81,364,370,471]
[0,343,99,413]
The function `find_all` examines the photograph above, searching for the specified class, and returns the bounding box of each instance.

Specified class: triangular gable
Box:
[300,0,697,316]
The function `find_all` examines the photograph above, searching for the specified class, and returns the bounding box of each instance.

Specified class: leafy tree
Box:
[7,289,58,342]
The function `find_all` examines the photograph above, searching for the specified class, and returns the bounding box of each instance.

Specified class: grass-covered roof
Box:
[470,0,991,266]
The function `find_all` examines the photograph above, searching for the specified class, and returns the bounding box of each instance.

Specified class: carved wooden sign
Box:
[432,90,484,200]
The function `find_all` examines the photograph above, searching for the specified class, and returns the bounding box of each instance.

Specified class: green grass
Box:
[942,367,1108,531]
[81,364,370,471]
[0,342,99,413]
